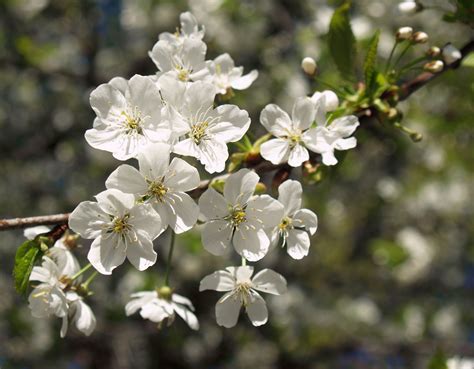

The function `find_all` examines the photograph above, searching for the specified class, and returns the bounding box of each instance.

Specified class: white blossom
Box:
[106,143,200,234]
[200,266,287,328]
[69,189,164,275]
[198,169,284,261]
[125,289,199,330]
[159,12,205,46]
[270,180,318,259]
[29,256,69,336]
[304,93,360,166]
[149,38,209,82]
[207,53,258,94]
[28,256,96,337]
[259,97,317,167]
[160,76,250,173]
[85,75,171,160]
[447,357,474,369]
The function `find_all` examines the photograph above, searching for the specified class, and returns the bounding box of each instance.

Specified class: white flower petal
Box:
[231,70,258,90]
[226,266,254,283]
[87,235,127,275]
[126,230,157,271]
[162,192,199,233]
[24,226,51,240]
[89,83,126,119]
[125,292,156,316]
[210,105,251,142]
[260,104,292,136]
[198,187,228,220]
[246,195,284,228]
[321,151,338,166]
[199,139,228,174]
[68,201,108,239]
[164,157,200,192]
[129,203,163,240]
[199,270,236,292]
[140,301,170,323]
[246,291,268,327]
[288,144,309,167]
[291,97,316,130]
[260,138,291,165]
[286,229,311,260]
[334,137,357,151]
[71,299,96,336]
[233,227,270,262]
[105,164,148,194]
[95,189,135,217]
[215,292,241,328]
[293,208,318,235]
[223,168,259,205]
[173,138,201,159]
[138,143,171,180]
[252,269,287,295]
[201,220,233,256]
[172,293,195,310]
[185,80,216,113]
[278,180,302,216]
[329,115,359,137]
[172,302,199,330]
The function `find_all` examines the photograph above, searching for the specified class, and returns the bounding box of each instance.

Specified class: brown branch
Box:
[0,213,70,231]
[1,40,472,232]
[399,39,474,101]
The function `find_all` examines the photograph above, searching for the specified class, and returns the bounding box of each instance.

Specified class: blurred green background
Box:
[0,0,473,368]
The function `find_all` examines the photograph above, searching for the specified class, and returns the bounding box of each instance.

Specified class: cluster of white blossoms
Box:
[25,227,96,337]
[26,11,360,335]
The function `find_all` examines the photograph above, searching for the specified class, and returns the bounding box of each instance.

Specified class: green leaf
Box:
[327,1,356,78]
[428,349,448,369]
[13,240,43,294]
[364,30,380,94]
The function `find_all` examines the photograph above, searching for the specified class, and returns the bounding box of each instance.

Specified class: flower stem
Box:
[384,41,399,74]
[241,257,247,267]
[392,41,413,70]
[164,231,175,286]
[71,263,92,280]
[82,271,98,289]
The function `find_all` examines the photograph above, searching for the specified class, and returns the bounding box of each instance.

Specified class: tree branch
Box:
[0,214,70,231]
[1,40,472,232]
[399,38,474,100]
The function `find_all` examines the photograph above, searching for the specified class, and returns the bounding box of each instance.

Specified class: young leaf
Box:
[327,1,356,78]
[13,239,43,294]
[364,30,380,94]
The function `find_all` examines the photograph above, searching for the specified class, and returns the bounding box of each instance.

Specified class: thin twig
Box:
[0,213,70,231]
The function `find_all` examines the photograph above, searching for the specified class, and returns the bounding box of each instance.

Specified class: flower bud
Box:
[442,43,462,65]
[321,90,339,111]
[426,46,441,58]
[396,26,413,41]
[301,57,317,76]
[424,60,444,73]
[398,1,420,14]
[412,31,428,44]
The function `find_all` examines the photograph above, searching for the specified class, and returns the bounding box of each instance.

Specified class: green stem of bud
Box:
[82,271,98,289]
[70,263,92,281]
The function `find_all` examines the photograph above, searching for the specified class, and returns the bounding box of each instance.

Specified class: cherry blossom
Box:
[198,169,284,261]
[105,143,200,234]
[126,288,199,330]
[270,180,318,259]
[200,266,287,328]
[69,189,164,275]
[85,75,171,160]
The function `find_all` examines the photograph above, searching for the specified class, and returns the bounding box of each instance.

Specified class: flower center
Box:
[278,216,293,232]
[121,109,143,135]
[189,121,209,144]
[288,133,301,148]
[175,65,190,81]
[229,207,246,227]
[235,282,252,306]
[110,214,132,235]
[148,181,168,202]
